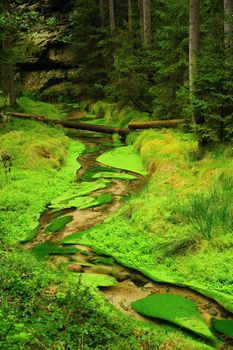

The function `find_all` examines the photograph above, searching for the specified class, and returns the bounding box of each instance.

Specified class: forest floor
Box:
[0,97,233,350]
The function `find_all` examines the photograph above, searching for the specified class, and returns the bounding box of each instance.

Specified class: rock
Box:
[68,264,83,273]
[208,309,218,316]
[115,272,131,282]
[143,282,155,289]
[48,48,76,66]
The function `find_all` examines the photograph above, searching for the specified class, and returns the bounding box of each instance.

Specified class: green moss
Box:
[132,294,213,340]
[51,193,113,211]
[44,215,73,233]
[0,118,84,243]
[17,97,66,120]
[80,166,113,181]
[212,318,233,337]
[97,146,148,175]
[49,180,110,208]
[32,242,78,260]
[77,273,117,288]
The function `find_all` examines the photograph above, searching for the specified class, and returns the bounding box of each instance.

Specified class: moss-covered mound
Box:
[132,294,213,340]
[45,215,73,233]
[212,318,233,337]
[97,146,148,176]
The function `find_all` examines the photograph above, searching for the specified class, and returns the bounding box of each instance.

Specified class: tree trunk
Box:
[128,0,133,32]
[224,0,233,45]
[109,0,115,34]
[99,0,104,26]
[143,0,151,47]
[2,38,16,107]
[189,0,199,123]
[138,0,144,42]
[128,119,190,129]
[8,112,130,136]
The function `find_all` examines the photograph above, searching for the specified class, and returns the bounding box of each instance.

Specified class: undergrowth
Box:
[75,129,233,302]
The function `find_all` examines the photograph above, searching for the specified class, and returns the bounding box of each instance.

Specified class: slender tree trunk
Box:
[99,0,104,26]
[109,0,115,34]
[138,0,144,43]
[128,0,133,32]
[143,0,151,47]
[224,0,233,43]
[189,0,199,123]
[2,38,16,107]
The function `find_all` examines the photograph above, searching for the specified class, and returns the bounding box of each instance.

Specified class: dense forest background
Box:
[1,0,233,143]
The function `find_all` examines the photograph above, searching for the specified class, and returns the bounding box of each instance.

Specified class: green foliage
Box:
[44,215,73,233]
[97,146,148,175]
[132,294,213,339]
[0,118,84,243]
[80,166,113,181]
[50,192,113,211]
[212,318,233,337]
[32,242,78,260]
[78,273,117,288]
[17,97,66,120]
[173,175,233,239]
[50,179,110,206]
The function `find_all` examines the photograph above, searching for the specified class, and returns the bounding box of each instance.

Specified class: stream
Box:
[25,130,233,343]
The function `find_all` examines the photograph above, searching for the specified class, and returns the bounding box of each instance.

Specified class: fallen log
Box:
[7,112,130,136]
[128,119,190,129]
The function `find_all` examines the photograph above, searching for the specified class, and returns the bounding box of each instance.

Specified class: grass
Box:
[65,129,233,317]
[0,98,216,350]
[17,96,66,120]
[0,105,84,243]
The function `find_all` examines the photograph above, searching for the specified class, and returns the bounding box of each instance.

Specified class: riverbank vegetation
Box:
[1,0,233,349]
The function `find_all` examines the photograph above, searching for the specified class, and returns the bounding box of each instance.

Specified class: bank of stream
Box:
[25,131,233,345]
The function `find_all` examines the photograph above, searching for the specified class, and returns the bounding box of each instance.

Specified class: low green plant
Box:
[174,175,233,239]
[97,146,148,175]
[132,294,213,340]
[44,215,73,233]
[32,242,78,259]
[212,318,233,337]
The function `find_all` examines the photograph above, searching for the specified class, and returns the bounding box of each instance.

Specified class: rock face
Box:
[17,1,91,101]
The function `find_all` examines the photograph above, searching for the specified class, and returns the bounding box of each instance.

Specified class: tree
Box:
[224,0,233,36]
[128,0,133,33]
[99,0,104,26]
[138,0,144,43]
[0,1,17,106]
[143,0,151,47]
[109,0,115,34]
[189,0,199,120]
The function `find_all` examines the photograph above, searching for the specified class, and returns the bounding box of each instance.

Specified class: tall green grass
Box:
[175,174,233,239]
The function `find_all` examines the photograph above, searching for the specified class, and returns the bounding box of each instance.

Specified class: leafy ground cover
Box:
[132,294,213,340]
[212,318,233,337]
[0,98,223,349]
[97,145,148,175]
[45,215,74,233]
[65,130,233,317]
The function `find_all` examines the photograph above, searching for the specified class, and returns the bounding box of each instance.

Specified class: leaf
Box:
[44,215,73,233]
[97,146,148,175]
[50,180,109,207]
[132,294,213,339]
[212,318,233,337]
[32,242,78,260]
[51,193,113,211]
